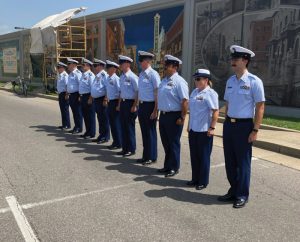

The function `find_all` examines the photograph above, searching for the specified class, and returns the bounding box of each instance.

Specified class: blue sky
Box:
[0,0,150,35]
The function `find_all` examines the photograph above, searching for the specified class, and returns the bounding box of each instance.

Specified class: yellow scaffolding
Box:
[43,17,87,91]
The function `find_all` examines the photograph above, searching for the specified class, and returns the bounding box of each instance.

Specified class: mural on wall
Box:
[106,6,184,75]
[194,0,300,107]
[0,40,19,77]
[86,20,101,60]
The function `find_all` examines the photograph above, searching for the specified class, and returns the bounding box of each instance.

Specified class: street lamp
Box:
[14,27,29,30]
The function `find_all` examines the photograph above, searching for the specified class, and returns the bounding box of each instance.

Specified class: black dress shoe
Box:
[62,126,70,130]
[107,145,121,150]
[157,168,168,173]
[186,180,197,186]
[123,151,135,157]
[57,126,63,129]
[195,185,207,190]
[165,170,178,177]
[72,129,81,134]
[116,151,126,156]
[136,158,145,163]
[92,139,99,143]
[142,160,156,165]
[97,139,108,144]
[217,193,235,202]
[233,198,248,208]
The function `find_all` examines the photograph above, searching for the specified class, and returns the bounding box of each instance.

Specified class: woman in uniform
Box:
[187,69,219,190]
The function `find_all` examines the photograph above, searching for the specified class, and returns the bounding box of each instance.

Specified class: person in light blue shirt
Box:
[66,58,83,134]
[218,45,265,209]
[79,58,96,139]
[157,55,189,178]
[105,60,122,150]
[56,61,70,130]
[91,58,110,144]
[137,51,161,166]
[187,69,219,191]
[117,55,139,157]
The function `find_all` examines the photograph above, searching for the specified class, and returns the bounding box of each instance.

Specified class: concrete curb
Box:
[0,87,58,101]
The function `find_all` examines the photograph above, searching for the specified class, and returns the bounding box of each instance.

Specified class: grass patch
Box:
[263,115,300,131]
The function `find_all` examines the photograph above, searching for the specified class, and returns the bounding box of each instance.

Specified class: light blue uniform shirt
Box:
[67,68,82,93]
[189,86,219,132]
[91,70,108,98]
[120,70,139,99]
[56,71,68,94]
[79,70,95,95]
[224,71,265,118]
[138,66,161,101]
[158,72,189,112]
[105,73,120,101]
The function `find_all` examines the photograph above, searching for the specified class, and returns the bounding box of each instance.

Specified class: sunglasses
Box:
[195,77,206,81]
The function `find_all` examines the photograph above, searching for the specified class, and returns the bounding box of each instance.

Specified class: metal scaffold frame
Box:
[42,16,87,92]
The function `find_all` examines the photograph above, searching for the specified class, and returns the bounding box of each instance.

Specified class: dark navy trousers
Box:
[107,100,122,147]
[223,119,253,200]
[188,130,213,186]
[58,92,70,128]
[81,93,96,137]
[120,99,137,153]
[138,102,157,161]
[159,111,183,171]
[69,92,82,132]
[94,96,110,141]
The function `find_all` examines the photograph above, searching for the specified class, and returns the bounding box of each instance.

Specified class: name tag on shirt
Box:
[240,85,250,90]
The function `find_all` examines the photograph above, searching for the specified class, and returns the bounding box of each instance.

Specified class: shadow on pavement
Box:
[29,124,223,205]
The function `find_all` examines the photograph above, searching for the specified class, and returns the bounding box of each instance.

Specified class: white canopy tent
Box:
[30,7,87,54]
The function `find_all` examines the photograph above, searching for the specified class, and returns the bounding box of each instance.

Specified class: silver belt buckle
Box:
[230,118,236,123]
[162,111,166,115]
[122,99,125,102]
[140,101,143,104]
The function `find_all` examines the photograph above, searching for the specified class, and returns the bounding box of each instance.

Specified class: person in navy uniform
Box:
[105,60,122,150]
[79,58,96,139]
[117,55,139,157]
[187,69,219,190]
[91,58,110,144]
[157,55,189,177]
[56,61,70,130]
[66,58,83,134]
[137,51,161,165]
[218,45,265,208]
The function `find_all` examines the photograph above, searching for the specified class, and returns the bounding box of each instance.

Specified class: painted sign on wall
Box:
[3,47,17,74]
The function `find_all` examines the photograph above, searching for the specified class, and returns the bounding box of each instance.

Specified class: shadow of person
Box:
[144,188,226,205]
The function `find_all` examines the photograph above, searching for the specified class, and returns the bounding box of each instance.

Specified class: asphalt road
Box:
[0,90,299,242]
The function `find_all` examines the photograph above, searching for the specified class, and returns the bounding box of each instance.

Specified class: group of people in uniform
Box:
[56,45,265,209]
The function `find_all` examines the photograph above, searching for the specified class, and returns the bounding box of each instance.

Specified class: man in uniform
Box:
[137,51,161,165]
[56,61,70,130]
[66,58,83,134]
[91,58,110,144]
[105,60,122,150]
[157,55,189,177]
[117,55,139,157]
[79,58,96,139]
[218,45,265,208]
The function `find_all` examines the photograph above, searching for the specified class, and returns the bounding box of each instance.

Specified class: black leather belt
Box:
[160,111,181,115]
[226,116,253,123]
[80,93,91,97]
[139,101,155,104]
[122,99,134,102]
